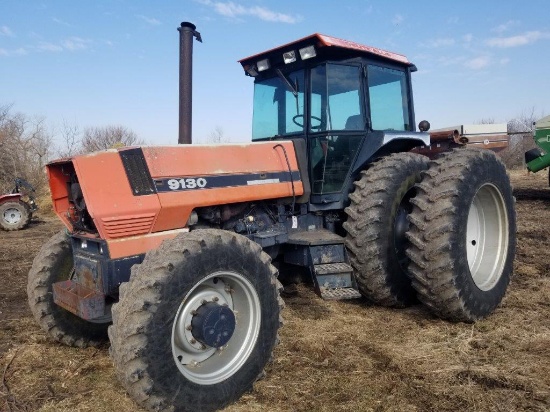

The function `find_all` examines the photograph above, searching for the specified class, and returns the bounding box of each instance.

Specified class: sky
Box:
[1,0,549,146]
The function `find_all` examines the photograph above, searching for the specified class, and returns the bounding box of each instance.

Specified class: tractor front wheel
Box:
[406,148,516,321]
[0,200,31,231]
[27,231,110,347]
[109,229,283,412]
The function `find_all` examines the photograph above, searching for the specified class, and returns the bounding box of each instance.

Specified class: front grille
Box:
[101,213,155,238]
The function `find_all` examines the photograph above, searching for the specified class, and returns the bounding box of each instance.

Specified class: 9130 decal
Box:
[154,171,300,193]
[167,178,208,190]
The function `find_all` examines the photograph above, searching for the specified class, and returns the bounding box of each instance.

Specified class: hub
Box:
[191,302,236,348]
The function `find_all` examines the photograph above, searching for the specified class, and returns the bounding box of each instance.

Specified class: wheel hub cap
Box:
[191,302,236,348]
[3,208,22,224]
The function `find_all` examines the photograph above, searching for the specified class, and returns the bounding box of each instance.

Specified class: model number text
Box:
[167,178,208,190]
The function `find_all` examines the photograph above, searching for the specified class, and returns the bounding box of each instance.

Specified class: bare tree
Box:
[80,125,144,153]
[57,119,81,158]
[500,107,541,168]
[0,104,52,193]
[207,126,228,144]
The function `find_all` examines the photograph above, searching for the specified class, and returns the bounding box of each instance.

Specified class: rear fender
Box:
[0,193,22,205]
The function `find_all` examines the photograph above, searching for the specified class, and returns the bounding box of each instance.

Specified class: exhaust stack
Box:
[178,22,202,144]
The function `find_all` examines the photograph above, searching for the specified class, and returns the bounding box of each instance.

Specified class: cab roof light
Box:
[245,65,259,77]
[283,50,296,64]
[299,45,316,60]
[257,58,270,72]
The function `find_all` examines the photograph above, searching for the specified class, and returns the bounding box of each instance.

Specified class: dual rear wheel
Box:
[345,148,516,321]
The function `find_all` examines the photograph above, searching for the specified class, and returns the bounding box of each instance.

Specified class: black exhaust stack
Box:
[178,22,202,144]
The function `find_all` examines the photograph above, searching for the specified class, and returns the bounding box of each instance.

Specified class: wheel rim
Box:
[171,271,261,385]
[466,183,509,291]
[3,207,22,224]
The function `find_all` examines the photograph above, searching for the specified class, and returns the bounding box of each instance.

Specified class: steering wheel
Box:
[293,114,323,130]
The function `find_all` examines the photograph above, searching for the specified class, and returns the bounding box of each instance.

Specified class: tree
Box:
[500,107,541,169]
[80,125,144,153]
[207,126,228,144]
[0,104,52,193]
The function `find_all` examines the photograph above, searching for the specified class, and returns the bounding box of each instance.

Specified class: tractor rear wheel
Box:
[109,229,283,412]
[406,149,516,321]
[27,231,110,347]
[344,152,429,307]
[0,200,31,231]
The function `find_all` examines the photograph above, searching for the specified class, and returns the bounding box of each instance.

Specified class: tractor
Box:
[27,23,516,412]
[0,177,38,231]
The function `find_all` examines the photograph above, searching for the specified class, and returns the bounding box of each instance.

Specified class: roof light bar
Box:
[257,58,270,72]
[283,50,296,64]
[299,45,316,60]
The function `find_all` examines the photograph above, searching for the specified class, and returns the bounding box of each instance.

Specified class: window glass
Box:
[310,64,363,132]
[310,135,361,194]
[252,70,305,140]
[367,65,410,131]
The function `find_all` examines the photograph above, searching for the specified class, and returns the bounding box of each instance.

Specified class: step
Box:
[320,287,362,300]
[287,229,345,245]
[313,262,361,300]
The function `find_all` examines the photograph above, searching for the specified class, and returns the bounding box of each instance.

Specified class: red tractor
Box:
[28,23,516,411]
[0,178,38,231]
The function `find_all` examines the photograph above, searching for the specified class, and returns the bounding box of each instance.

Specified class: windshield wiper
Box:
[276,69,298,97]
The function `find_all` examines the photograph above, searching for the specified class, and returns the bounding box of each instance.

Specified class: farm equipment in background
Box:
[413,123,509,159]
[0,177,38,231]
[27,23,516,412]
[525,115,550,185]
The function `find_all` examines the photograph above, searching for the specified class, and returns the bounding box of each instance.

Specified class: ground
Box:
[1,170,549,412]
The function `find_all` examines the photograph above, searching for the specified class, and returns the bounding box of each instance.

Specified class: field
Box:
[1,169,549,412]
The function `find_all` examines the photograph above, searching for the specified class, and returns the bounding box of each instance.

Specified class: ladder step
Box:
[314,263,353,275]
[320,287,362,300]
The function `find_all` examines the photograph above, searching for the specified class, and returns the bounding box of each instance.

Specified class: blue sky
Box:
[1,1,549,146]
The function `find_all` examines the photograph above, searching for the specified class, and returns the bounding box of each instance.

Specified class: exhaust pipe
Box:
[178,22,202,144]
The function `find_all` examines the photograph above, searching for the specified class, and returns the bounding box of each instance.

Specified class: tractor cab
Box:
[240,34,429,208]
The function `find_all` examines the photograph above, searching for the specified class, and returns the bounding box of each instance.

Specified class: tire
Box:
[0,200,31,231]
[406,148,516,322]
[27,231,110,347]
[109,229,283,412]
[343,152,430,307]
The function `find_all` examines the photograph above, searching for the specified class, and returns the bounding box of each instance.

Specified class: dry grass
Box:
[1,170,549,411]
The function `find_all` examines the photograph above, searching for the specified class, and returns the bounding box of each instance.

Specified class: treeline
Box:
[0,104,143,195]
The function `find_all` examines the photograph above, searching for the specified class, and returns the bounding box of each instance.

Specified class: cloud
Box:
[487,31,550,48]
[0,25,14,37]
[136,14,161,26]
[0,47,27,57]
[392,14,404,25]
[36,37,92,53]
[52,17,73,27]
[463,33,473,43]
[464,56,490,70]
[197,0,301,23]
[37,42,63,52]
[63,37,92,51]
[422,37,455,48]
[492,20,519,34]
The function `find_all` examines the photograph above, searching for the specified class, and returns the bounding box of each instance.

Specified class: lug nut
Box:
[190,338,197,344]
[186,325,192,331]
[212,296,219,302]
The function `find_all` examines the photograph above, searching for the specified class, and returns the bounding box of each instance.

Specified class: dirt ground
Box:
[1,169,549,412]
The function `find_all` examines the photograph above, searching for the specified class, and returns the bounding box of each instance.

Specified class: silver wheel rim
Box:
[171,271,261,385]
[466,183,509,291]
[3,207,22,224]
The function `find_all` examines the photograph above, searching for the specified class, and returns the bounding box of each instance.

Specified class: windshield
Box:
[367,65,411,131]
[252,70,305,140]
